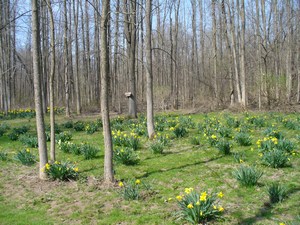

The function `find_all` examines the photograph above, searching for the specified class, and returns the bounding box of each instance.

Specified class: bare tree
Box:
[32,0,48,179]
[100,0,114,183]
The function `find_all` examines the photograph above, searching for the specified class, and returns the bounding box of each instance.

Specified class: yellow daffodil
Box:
[211,134,217,139]
[184,187,193,194]
[45,163,50,170]
[200,211,203,216]
[196,201,200,206]
[187,203,194,209]
[217,192,224,198]
[213,205,217,210]
[279,223,285,225]
[118,181,124,187]
[26,148,30,153]
[73,167,79,172]
[200,192,207,201]
[218,206,224,212]
[176,195,183,201]
[135,179,141,185]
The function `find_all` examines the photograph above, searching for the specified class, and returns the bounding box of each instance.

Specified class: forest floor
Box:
[0,111,300,225]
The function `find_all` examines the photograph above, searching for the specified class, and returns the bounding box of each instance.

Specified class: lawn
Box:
[0,111,299,225]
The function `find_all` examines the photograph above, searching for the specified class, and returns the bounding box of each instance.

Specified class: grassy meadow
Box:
[0,111,299,225]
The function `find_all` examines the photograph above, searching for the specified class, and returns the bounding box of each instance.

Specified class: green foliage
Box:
[57,141,80,155]
[207,134,218,147]
[112,131,141,150]
[8,131,19,141]
[113,147,139,165]
[261,149,290,168]
[0,151,8,161]
[178,116,195,129]
[45,123,61,134]
[217,126,232,138]
[19,135,38,148]
[44,161,78,181]
[233,152,246,163]
[226,116,241,128]
[263,127,284,140]
[14,149,36,166]
[62,120,73,129]
[190,136,201,146]
[73,121,85,131]
[268,183,288,204]
[118,179,146,200]
[85,122,99,134]
[0,123,10,136]
[171,125,188,138]
[80,143,99,160]
[8,125,30,141]
[216,139,231,155]
[247,116,266,127]
[276,139,295,153]
[234,132,252,146]
[175,189,224,224]
[233,165,263,186]
[156,134,170,146]
[56,131,72,143]
[149,141,164,154]
[127,135,141,150]
[282,119,298,130]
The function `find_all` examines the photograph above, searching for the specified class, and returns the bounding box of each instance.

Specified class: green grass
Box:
[0,111,299,224]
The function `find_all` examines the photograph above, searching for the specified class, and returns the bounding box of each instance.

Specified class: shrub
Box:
[14,149,36,166]
[234,132,252,146]
[268,183,287,204]
[149,141,164,154]
[118,179,146,200]
[44,161,78,181]
[56,131,72,143]
[216,139,231,155]
[175,188,224,224]
[233,165,263,186]
[261,149,290,168]
[190,136,201,146]
[19,135,38,148]
[73,121,85,131]
[217,126,232,138]
[80,143,99,159]
[171,125,188,138]
[113,147,139,165]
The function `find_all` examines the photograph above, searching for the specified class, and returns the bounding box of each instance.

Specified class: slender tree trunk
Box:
[145,0,155,138]
[64,0,70,117]
[32,0,48,180]
[46,0,56,162]
[240,0,246,107]
[100,0,114,184]
[212,0,218,100]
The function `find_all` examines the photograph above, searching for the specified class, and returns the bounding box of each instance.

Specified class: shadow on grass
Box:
[136,155,223,179]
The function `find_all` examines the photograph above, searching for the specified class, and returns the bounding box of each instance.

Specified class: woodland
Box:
[0,0,300,224]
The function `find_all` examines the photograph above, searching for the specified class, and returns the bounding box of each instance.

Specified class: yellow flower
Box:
[218,206,224,212]
[176,195,183,201]
[118,181,124,187]
[217,192,224,198]
[167,198,172,202]
[200,211,203,216]
[213,205,217,210]
[73,167,79,172]
[26,148,30,153]
[239,159,244,163]
[196,201,200,206]
[135,179,141,185]
[170,127,175,131]
[259,153,263,157]
[45,163,50,170]
[279,223,285,225]
[211,134,217,139]
[200,191,207,201]
[187,203,194,209]
[184,187,193,194]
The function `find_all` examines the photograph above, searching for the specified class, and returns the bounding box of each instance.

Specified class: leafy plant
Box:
[127,135,141,150]
[149,141,164,154]
[80,143,99,159]
[233,165,263,186]
[263,127,284,140]
[0,151,8,161]
[62,120,73,129]
[261,149,290,168]
[207,134,218,147]
[118,179,146,200]
[156,134,170,146]
[14,149,36,166]
[226,116,241,128]
[171,125,188,138]
[276,139,295,153]
[73,121,85,131]
[19,135,38,148]
[57,141,80,155]
[8,131,19,141]
[282,119,298,130]
[217,126,232,138]
[113,147,139,165]
[13,125,30,135]
[216,139,231,155]
[56,131,72,143]
[190,136,201,146]
[268,183,288,204]
[234,132,252,146]
[85,122,99,134]
[44,161,78,181]
[233,152,246,163]
[175,188,224,224]
[45,123,61,134]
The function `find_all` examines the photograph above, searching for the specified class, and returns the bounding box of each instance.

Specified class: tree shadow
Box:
[136,155,223,179]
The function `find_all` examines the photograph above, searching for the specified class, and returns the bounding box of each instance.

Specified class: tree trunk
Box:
[32,0,48,180]
[100,0,114,184]
[46,0,56,162]
[145,0,155,138]
[212,0,218,100]
[64,0,70,117]
[240,0,246,107]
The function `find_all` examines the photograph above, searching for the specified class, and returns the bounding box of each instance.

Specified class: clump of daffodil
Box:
[118,178,149,201]
[175,188,224,224]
